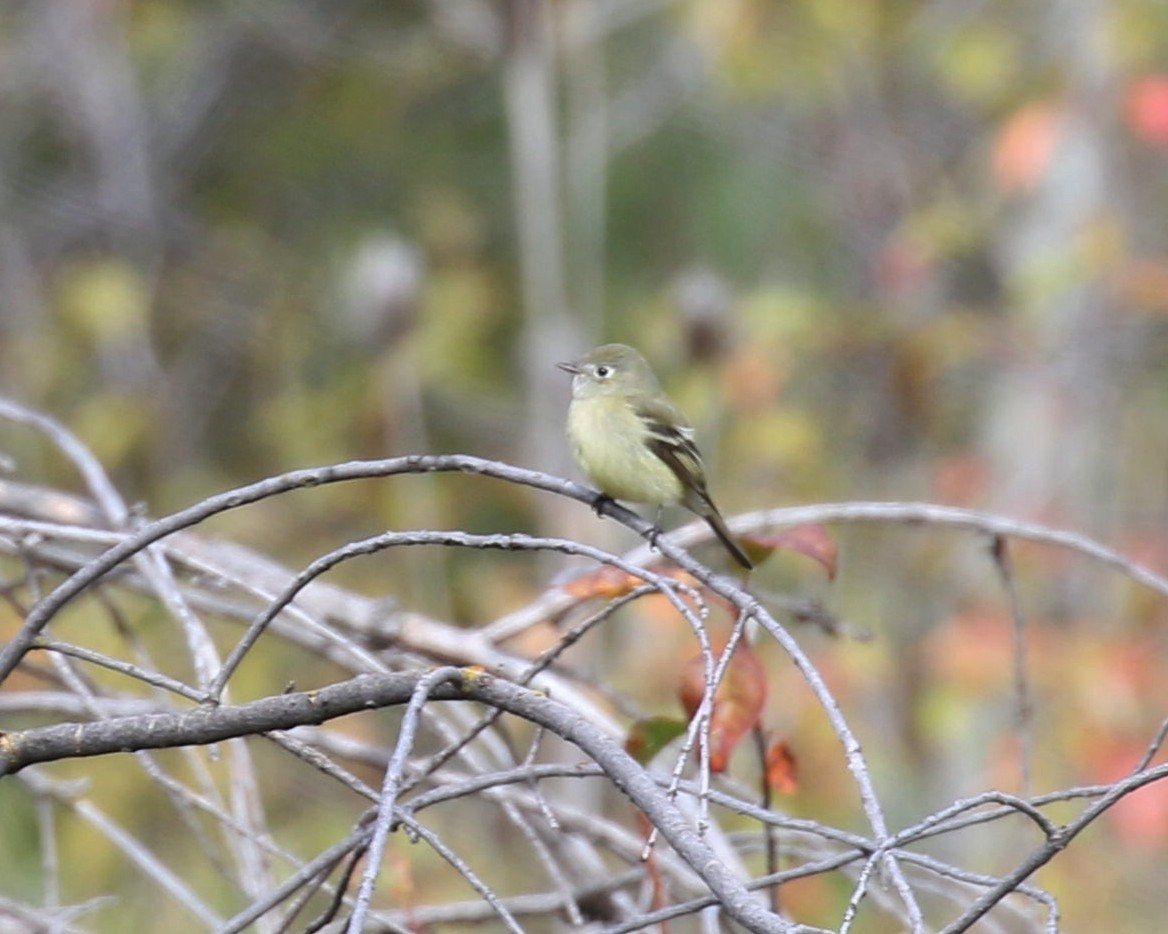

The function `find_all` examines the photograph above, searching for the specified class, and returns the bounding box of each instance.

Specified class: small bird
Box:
[558,343,753,571]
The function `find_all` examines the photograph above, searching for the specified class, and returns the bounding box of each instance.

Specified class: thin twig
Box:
[0,454,648,682]
[348,666,464,931]
[990,535,1034,792]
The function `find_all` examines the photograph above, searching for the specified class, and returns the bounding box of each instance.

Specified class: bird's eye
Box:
[595,365,611,378]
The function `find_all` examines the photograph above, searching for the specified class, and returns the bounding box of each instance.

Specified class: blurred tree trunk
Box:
[564,0,609,341]
[502,0,581,529]
[37,0,163,388]
[981,0,1131,557]
[503,0,614,550]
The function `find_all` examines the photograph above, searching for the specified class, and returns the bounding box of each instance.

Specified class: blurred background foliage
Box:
[3,0,1168,930]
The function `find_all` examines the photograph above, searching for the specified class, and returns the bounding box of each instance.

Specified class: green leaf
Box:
[625,717,688,765]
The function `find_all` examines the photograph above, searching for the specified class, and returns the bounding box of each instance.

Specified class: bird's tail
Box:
[702,507,753,571]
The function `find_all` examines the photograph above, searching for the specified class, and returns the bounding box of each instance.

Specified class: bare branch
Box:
[3,429,1167,929]
[0,453,645,682]
[1,669,792,932]
[349,667,466,931]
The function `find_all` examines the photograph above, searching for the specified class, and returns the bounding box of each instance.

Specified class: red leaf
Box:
[1092,740,1168,850]
[764,739,799,795]
[561,564,700,601]
[747,523,838,579]
[678,642,768,772]
[1128,75,1168,146]
[561,565,643,600]
[993,101,1064,194]
[634,812,670,918]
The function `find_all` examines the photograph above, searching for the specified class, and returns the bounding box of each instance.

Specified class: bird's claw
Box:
[647,525,664,551]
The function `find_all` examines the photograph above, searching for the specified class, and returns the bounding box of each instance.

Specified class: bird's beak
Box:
[556,361,581,375]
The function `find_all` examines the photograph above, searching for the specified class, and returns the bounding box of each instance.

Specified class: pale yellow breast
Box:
[566,396,683,504]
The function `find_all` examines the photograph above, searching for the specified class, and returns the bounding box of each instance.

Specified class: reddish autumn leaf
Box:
[992,101,1064,194]
[626,717,688,765]
[561,565,643,600]
[634,812,670,916]
[1091,739,1168,851]
[764,739,799,795]
[678,642,768,772]
[562,564,700,601]
[1127,75,1168,146]
[746,523,838,579]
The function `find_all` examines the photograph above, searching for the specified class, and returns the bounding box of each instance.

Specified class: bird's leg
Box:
[647,505,665,551]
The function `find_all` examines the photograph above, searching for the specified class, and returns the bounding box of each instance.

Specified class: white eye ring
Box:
[595,365,611,378]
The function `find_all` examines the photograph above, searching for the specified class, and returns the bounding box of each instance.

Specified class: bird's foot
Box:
[647,524,664,552]
[647,506,666,552]
[591,492,615,516]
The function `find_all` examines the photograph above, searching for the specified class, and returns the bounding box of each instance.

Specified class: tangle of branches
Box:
[1,396,1167,933]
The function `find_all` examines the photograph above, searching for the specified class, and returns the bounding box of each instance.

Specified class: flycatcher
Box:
[558,343,753,571]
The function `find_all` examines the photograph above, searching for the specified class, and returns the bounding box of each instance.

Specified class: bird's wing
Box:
[633,397,709,497]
